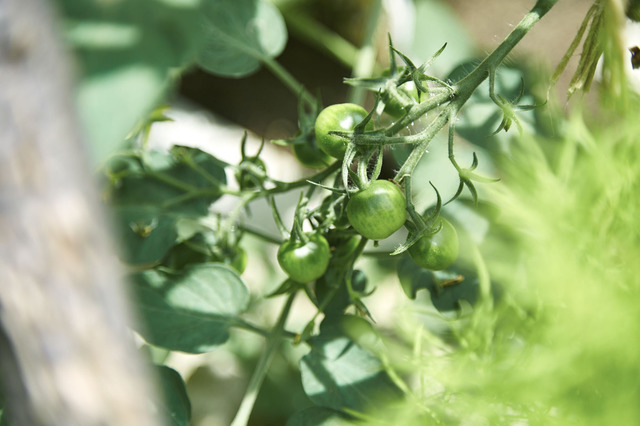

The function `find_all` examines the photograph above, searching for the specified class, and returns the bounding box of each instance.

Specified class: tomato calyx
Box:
[271,193,331,283]
[408,217,459,271]
[236,132,268,190]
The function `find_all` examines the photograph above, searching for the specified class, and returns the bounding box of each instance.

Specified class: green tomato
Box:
[379,68,420,117]
[408,218,458,271]
[277,233,330,283]
[314,103,374,159]
[293,140,333,169]
[384,84,420,118]
[346,180,407,240]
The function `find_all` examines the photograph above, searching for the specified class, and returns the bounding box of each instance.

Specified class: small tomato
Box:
[408,217,459,271]
[277,233,331,282]
[346,180,407,240]
[315,103,374,159]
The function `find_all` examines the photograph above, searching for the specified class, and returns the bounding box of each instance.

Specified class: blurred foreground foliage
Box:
[376,95,640,425]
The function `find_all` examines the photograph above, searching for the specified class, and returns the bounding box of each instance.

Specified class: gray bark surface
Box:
[0,0,163,424]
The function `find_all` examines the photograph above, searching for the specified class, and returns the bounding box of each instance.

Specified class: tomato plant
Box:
[30,1,640,426]
[277,233,330,283]
[408,217,458,270]
[314,103,373,159]
[346,180,407,240]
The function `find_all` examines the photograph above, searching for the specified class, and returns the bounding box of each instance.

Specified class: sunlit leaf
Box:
[300,316,402,412]
[57,0,205,163]
[132,263,249,353]
[197,0,287,77]
[397,257,479,312]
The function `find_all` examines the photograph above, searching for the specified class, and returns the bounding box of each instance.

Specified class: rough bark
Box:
[0,0,163,424]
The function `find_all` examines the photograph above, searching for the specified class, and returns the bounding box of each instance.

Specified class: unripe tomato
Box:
[277,233,330,283]
[346,180,407,240]
[314,103,374,159]
[408,217,458,271]
[293,140,333,169]
[384,85,420,118]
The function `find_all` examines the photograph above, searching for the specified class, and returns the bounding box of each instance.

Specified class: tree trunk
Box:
[0,0,163,424]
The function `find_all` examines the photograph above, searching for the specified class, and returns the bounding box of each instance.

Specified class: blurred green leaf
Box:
[108,146,226,264]
[410,0,474,76]
[132,263,249,353]
[314,269,367,315]
[56,0,205,163]
[156,366,191,426]
[115,206,178,265]
[299,316,402,412]
[197,0,287,77]
[164,146,227,190]
[397,257,478,312]
[286,406,353,426]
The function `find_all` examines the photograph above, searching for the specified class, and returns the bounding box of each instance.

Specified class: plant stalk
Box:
[261,56,316,108]
[230,292,296,426]
[391,0,559,180]
[280,7,362,71]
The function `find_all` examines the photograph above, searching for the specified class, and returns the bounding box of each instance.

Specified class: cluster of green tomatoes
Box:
[277,102,459,284]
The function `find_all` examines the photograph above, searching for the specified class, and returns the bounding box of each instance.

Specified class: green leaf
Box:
[397,257,479,312]
[410,0,474,76]
[314,270,367,315]
[110,147,225,217]
[299,316,402,412]
[156,366,191,426]
[132,263,249,353]
[107,147,226,264]
[286,407,353,426]
[58,0,206,163]
[197,0,287,77]
[165,146,227,190]
[115,206,178,265]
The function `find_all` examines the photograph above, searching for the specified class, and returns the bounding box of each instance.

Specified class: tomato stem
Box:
[392,0,559,181]
[230,292,296,426]
[261,56,316,108]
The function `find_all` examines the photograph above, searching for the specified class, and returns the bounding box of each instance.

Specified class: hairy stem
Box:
[281,7,362,71]
[392,0,559,180]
